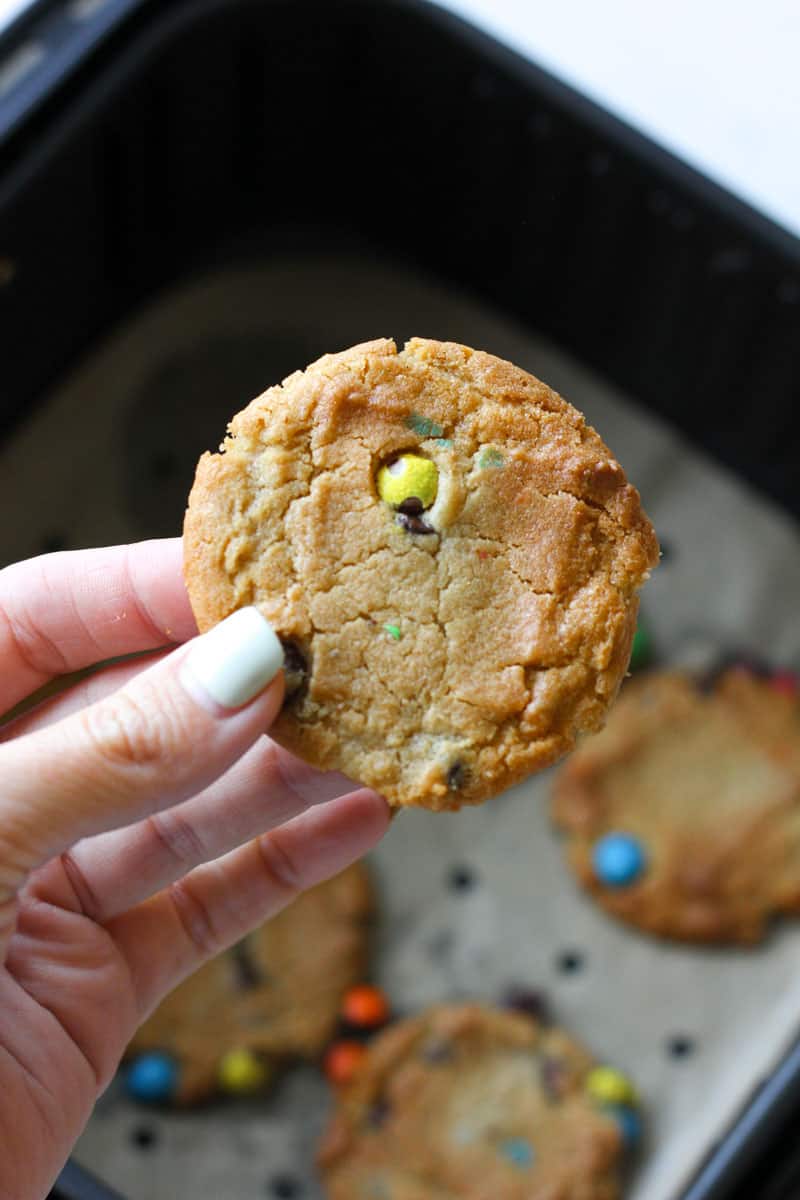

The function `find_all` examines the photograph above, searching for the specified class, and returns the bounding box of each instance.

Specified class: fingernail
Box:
[182,608,284,710]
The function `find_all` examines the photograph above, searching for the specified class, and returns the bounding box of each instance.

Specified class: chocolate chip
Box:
[503,987,550,1025]
[447,762,468,790]
[397,496,424,515]
[280,639,306,675]
[336,1022,373,1044]
[396,512,435,535]
[421,1037,453,1064]
[698,652,770,693]
[366,1099,391,1128]
[540,1056,566,1102]
[230,938,264,990]
[279,638,308,696]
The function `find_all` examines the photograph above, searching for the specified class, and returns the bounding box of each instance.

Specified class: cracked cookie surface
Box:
[317,1003,625,1200]
[184,338,658,809]
[553,670,800,943]
[126,863,373,1104]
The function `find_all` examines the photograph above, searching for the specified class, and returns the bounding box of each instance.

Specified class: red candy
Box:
[770,670,799,698]
[324,1040,367,1085]
[342,984,390,1029]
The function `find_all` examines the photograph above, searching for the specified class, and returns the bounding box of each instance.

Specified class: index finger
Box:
[0,538,196,713]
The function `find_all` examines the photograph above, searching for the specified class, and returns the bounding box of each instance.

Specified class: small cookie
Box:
[184,338,658,810]
[552,669,800,943]
[126,863,373,1104]
[318,1003,631,1199]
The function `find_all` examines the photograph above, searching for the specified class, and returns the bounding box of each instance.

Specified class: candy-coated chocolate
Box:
[500,1137,534,1167]
[341,984,390,1029]
[592,832,646,887]
[405,413,444,439]
[585,1065,637,1106]
[217,1047,270,1094]
[629,624,652,670]
[609,1104,643,1148]
[383,623,401,641]
[503,986,550,1025]
[377,453,438,509]
[126,1052,178,1104]
[324,1039,368,1085]
[770,669,799,697]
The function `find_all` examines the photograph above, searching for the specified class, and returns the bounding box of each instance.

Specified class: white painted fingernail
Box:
[182,608,283,710]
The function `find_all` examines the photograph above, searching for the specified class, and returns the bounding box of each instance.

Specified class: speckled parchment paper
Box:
[2,257,798,1200]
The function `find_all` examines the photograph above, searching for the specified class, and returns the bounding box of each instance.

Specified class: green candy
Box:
[629,624,653,671]
[478,447,504,469]
[405,413,444,439]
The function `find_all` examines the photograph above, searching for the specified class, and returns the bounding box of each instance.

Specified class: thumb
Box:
[0,607,286,950]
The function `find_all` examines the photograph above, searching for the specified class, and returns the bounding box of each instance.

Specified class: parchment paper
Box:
[3,257,799,1200]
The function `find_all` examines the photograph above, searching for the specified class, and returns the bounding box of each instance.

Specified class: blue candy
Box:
[592,832,646,887]
[609,1104,643,1148]
[125,1052,178,1104]
[500,1137,535,1168]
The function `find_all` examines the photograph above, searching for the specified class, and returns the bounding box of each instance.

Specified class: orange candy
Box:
[341,984,390,1029]
[323,1040,367,1086]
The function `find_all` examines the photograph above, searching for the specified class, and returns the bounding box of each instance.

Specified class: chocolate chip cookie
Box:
[126,862,374,1104]
[318,1003,632,1199]
[184,338,658,810]
[553,668,800,943]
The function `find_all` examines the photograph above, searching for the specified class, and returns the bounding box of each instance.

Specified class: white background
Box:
[1,0,799,238]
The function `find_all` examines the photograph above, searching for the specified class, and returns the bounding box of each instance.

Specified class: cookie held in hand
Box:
[317,1003,634,1200]
[184,338,658,810]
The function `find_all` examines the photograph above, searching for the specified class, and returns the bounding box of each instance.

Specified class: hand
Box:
[0,539,389,1199]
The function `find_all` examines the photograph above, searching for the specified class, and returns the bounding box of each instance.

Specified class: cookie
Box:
[126,862,374,1104]
[318,1003,632,1199]
[184,338,658,810]
[552,668,800,943]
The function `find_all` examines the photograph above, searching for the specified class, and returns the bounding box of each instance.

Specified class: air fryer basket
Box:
[0,3,798,1199]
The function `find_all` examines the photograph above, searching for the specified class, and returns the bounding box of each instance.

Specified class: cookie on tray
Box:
[552,668,800,943]
[125,862,374,1104]
[318,1003,635,1200]
[184,338,658,811]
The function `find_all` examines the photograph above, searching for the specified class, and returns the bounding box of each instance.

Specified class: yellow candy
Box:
[217,1048,270,1094]
[585,1066,637,1107]
[377,454,438,508]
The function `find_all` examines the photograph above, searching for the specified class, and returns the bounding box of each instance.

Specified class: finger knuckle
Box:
[146,809,206,871]
[168,877,222,960]
[82,690,177,772]
[258,831,302,897]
